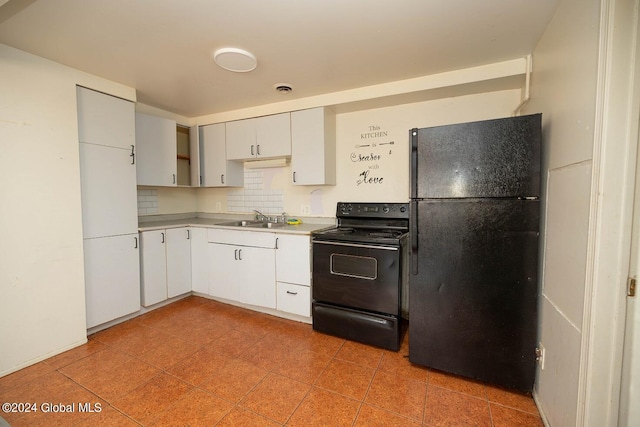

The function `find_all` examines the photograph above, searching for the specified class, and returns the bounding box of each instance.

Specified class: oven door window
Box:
[330,253,377,280]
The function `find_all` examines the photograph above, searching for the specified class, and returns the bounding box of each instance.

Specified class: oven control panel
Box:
[336,202,409,218]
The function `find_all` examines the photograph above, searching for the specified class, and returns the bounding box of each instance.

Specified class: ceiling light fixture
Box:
[213,47,257,73]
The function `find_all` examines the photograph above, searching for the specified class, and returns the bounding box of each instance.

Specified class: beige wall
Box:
[523,0,601,425]
[0,43,136,375]
[159,89,522,217]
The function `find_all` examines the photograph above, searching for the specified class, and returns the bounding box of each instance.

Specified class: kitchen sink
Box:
[217,220,286,229]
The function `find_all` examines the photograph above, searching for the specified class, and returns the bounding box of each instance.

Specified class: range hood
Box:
[244,158,289,169]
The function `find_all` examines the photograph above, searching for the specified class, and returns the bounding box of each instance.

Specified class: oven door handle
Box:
[313,240,399,251]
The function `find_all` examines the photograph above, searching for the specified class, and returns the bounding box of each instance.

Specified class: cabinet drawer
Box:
[208,228,275,248]
[277,282,310,317]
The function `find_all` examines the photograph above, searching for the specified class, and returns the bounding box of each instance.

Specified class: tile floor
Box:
[0,296,544,426]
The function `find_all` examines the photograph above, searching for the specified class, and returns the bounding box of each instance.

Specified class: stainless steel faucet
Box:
[253,209,267,222]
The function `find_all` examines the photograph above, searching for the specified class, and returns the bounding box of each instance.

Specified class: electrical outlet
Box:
[300,205,310,215]
[536,344,546,370]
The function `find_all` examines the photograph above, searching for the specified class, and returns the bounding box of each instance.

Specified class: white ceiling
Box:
[0,0,560,117]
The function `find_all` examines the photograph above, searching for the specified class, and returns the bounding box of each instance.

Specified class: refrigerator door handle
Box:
[410,200,419,275]
[410,129,418,199]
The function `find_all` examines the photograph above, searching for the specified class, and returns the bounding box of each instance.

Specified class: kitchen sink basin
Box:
[217,220,263,227]
[218,220,286,229]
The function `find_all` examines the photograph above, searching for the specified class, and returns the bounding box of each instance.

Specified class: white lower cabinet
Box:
[275,234,311,317]
[208,229,276,309]
[276,282,311,317]
[140,227,191,307]
[84,234,141,328]
[190,227,209,294]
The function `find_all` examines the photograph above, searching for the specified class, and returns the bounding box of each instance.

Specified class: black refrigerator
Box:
[408,113,541,393]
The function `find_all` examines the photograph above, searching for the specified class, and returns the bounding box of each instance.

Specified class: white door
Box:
[241,246,276,308]
[140,230,168,307]
[76,86,135,150]
[255,112,291,158]
[79,143,138,238]
[135,112,177,186]
[84,234,140,328]
[275,234,310,285]
[167,227,191,298]
[201,123,227,186]
[208,243,241,301]
[190,228,209,294]
[619,117,640,427]
[226,118,256,160]
[189,125,201,187]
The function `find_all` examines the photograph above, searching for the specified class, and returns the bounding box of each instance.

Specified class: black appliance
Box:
[409,113,541,392]
[312,202,409,351]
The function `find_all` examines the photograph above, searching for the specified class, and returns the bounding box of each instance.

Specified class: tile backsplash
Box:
[137,188,158,215]
[227,170,284,214]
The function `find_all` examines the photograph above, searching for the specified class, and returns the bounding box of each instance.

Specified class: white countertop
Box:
[138,215,335,235]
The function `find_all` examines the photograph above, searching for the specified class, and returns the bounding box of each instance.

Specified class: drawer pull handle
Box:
[286,291,298,295]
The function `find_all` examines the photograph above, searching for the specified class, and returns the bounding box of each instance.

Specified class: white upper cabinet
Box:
[77,86,135,150]
[226,113,291,161]
[255,112,291,158]
[199,123,243,187]
[291,107,336,185]
[135,112,177,186]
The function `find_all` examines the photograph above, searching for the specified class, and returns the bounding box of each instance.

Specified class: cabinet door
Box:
[189,125,201,187]
[166,227,191,298]
[84,234,140,328]
[190,228,209,294]
[291,107,336,185]
[241,246,276,308]
[200,123,244,187]
[255,112,291,158]
[277,282,311,317]
[275,235,311,285]
[79,143,138,238]
[208,243,242,301]
[140,230,168,307]
[226,118,256,160]
[135,112,177,186]
[76,86,135,150]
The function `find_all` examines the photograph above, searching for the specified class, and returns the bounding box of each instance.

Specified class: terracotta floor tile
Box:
[199,358,268,403]
[112,372,192,425]
[294,330,345,357]
[102,324,175,355]
[424,385,492,427]
[365,370,427,421]
[287,387,361,427]
[486,385,539,414]
[239,372,310,424]
[491,403,544,427]
[207,328,263,358]
[0,370,105,426]
[89,318,145,346]
[239,335,292,371]
[42,339,107,370]
[315,359,375,400]
[428,370,488,399]
[0,361,56,393]
[335,340,384,369]
[59,349,160,402]
[355,403,423,427]
[272,347,333,384]
[216,406,281,426]
[135,334,202,369]
[166,347,230,386]
[147,388,234,426]
[378,347,429,383]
